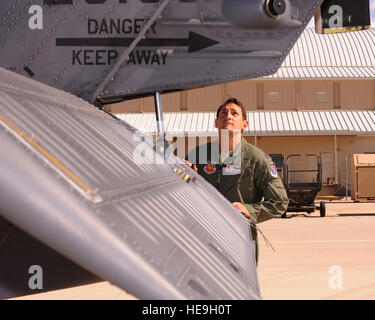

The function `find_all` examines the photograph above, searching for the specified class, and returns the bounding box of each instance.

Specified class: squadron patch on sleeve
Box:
[269,161,278,178]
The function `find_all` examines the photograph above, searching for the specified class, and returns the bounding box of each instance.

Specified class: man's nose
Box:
[226,112,233,119]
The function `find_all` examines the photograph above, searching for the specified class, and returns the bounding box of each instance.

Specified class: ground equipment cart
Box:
[270,153,326,218]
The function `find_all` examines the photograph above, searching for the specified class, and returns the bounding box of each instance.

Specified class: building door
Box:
[321,152,335,184]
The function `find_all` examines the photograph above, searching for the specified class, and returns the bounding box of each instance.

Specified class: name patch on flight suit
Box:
[223,164,242,175]
[203,161,216,174]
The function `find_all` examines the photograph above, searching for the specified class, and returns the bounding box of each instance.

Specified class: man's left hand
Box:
[232,202,250,218]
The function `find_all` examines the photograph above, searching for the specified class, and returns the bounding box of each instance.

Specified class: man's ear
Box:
[242,120,249,130]
[215,118,218,128]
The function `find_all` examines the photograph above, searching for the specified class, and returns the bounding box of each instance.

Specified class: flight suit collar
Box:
[241,137,250,163]
[220,138,243,165]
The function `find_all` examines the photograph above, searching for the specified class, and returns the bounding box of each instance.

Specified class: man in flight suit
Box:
[185,97,288,264]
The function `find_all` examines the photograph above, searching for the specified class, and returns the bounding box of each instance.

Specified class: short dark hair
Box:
[216,97,247,120]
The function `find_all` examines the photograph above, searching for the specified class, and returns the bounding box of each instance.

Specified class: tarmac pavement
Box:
[257,199,375,300]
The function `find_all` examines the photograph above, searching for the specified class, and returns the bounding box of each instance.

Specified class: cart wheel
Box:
[320,201,326,217]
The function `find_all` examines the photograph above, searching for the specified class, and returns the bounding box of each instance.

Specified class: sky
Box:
[307,0,375,28]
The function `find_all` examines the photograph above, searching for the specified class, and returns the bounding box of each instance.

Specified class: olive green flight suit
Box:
[187,138,289,264]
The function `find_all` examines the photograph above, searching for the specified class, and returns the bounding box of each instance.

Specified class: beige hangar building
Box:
[107,28,375,196]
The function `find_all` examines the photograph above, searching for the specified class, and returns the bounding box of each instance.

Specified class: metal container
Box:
[350,154,375,202]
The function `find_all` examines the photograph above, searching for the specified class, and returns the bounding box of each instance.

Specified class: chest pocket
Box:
[238,161,261,202]
[219,170,242,202]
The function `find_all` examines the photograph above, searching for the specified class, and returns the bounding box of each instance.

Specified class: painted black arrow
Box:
[56,31,219,53]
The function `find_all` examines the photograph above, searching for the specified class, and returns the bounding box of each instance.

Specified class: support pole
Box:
[334,135,338,184]
[154,92,166,155]
[345,154,348,200]
[154,92,165,137]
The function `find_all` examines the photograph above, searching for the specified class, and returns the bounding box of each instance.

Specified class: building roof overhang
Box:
[116,110,375,137]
